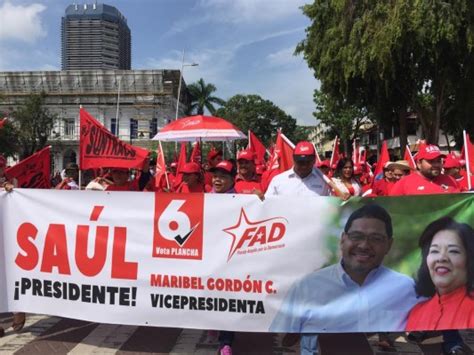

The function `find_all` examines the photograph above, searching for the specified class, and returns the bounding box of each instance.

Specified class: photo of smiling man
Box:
[270,204,420,349]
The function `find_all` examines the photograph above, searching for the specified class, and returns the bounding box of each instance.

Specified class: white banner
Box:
[3,190,473,333]
[0,189,337,332]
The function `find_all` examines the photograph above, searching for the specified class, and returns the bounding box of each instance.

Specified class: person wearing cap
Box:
[105,168,139,191]
[330,158,362,198]
[443,153,469,191]
[55,162,80,190]
[371,162,396,196]
[265,141,330,197]
[390,160,412,182]
[175,162,210,193]
[316,159,331,177]
[389,145,460,196]
[207,160,237,354]
[234,150,263,196]
[204,148,223,187]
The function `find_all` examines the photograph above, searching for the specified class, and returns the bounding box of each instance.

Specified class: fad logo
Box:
[223,208,288,261]
[153,194,204,260]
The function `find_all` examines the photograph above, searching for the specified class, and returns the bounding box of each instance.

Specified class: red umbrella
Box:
[152,115,246,142]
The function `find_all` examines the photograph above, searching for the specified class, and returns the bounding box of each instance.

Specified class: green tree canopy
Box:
[215,94,304,145]
[297,0,474,147]
[187,78,226,115]
[11,93,56,159]
[0,120,20,158]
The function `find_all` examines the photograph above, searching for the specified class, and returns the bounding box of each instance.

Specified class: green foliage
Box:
[11,93,56,159]
[215,94,300,145]
[298,0,474,145]
[314,89,369,153]
[187,78,226,115]
[0,120,20,157]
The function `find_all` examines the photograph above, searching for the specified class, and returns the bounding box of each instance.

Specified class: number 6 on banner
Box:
[153,194,204,260]
[158,200,190,242]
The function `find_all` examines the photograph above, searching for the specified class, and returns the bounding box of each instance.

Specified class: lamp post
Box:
[175,50,198,121]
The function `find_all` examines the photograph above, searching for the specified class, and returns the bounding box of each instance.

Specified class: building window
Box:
[111,118,117,136]
[149,118,158,138]
[130,118,138,139]
[63,118,75,138]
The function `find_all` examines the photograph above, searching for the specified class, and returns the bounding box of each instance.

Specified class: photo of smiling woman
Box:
[406,217,474,330]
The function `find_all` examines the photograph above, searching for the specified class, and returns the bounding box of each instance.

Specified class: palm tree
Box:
[187,78,226,115]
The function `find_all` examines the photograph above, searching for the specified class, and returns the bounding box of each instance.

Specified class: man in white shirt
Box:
[265,141,330,197]
[270,204,420,354]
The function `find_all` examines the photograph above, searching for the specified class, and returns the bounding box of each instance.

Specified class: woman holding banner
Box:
[407,217,474,331]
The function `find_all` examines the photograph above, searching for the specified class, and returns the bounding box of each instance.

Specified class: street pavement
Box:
[1,313,473,354]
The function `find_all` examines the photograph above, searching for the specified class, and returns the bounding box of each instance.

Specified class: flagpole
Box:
[78,105,82,190]
[159,140,170,191]
[464,130,472,191]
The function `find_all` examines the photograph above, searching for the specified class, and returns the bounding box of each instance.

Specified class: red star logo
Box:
[223,208,287,261]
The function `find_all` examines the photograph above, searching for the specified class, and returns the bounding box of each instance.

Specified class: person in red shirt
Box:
[406,217,474,333]
[105,168,139,191]
[444,153,469,192]
[175,162,210,193]
[234,150,263,196]
[372,162,396,196]
[389,145,460,196]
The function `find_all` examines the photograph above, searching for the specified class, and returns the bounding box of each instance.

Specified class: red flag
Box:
[404,145,416,170]
[413,140,427,161]
[247,130,267,165]
[462,130,474,190]
[360,148,367,165]
[173,142,187,189]
[79,108,149,170]
[6,146,51,188]
[269,130,295,173]
[190,141,201,164]
[352,139,360,165]
[0,118,7,129]
[373,140,390,178]
[155,141,169,190]
[329,136,340,168]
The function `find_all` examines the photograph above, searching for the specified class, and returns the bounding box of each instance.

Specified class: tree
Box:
[187,78,226,115]
[0,120,20,158]
[314,90,369,154]
[215,94,301,145]
[297,1,474,147]
[11,93,56,159]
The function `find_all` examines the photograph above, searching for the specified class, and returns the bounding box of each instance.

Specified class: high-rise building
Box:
[61,3,131,70]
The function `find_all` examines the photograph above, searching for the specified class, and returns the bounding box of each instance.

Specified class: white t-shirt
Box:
[264,167,330,197]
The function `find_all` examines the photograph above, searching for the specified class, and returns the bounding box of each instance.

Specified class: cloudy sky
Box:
[0,0,320,125]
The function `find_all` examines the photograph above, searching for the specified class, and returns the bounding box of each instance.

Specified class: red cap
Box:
[237,150,255,161]
[180,162,201,174]
[415,144,446,161]
[293,141,315,160]
[207,148,223,161]
[443,153,461,169]
[317,159,330,168]
[0,155,6,168]
[209,160,235,175]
